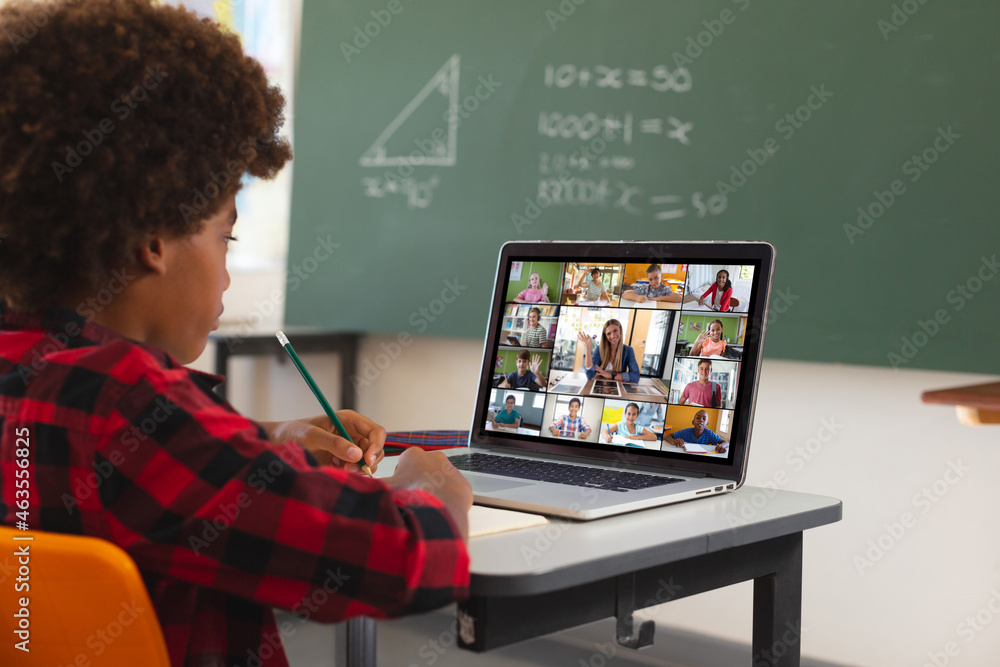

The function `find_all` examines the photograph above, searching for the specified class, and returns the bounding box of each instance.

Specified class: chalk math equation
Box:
[543,64,692,93]
[535,177,726,221]
[536,62,720,222]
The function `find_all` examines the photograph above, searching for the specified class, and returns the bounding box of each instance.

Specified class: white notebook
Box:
[468,505,548,538]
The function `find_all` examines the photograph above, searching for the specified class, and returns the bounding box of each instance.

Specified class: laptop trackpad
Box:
[467,474,533,494]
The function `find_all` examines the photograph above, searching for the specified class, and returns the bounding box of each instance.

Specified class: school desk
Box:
[548,371,671,404]
[660,441,727,458]
[333,473,842,667]
[922,381,1000,425]
[208,327,360,407]
[485,423,540,436]
[618,295,682,310]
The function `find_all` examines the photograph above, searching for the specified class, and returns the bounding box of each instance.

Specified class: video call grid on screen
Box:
[480,255,763,464]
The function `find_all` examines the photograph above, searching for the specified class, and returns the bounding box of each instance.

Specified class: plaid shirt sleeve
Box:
[551,417,564,434]
[91,342,470,623]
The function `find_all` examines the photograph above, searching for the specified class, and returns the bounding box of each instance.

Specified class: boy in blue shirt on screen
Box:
[500,349,547,391]
[666,410,729,453]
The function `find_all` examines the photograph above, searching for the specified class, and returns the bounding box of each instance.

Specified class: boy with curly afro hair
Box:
[0,1,473,665]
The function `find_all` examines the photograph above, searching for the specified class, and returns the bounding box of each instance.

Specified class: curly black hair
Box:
[0,0,292,310]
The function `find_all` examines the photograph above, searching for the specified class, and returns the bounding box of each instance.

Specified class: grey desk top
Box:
[466,487,840,596]
[376,455,841,597]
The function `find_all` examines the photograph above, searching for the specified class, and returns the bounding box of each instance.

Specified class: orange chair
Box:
[0,526,170,666]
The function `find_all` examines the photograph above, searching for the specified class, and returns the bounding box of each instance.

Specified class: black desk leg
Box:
[336,617,375,667]
[339,335,358,412]
[752,532,803,667]
[214,340,231,401]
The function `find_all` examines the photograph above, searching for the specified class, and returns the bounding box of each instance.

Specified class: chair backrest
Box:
[0,525,171,667]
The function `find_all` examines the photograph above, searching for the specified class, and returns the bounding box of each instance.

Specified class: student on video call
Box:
[690,319,727,357]
[575,266,611,302]
[680,359,723,408]
[602,402,657,443]
[697,269,734,312]
[665,410,729,453]
[492,395,522,429]
[622,264,681,304]
[549,398,592,439]
[499,349,548,391]
[0,2,472,664]
[578,318,640,383]
[520,307,550,347]
[513,271,551,303]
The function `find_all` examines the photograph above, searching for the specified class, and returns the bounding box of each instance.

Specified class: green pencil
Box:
[276,331,373,476]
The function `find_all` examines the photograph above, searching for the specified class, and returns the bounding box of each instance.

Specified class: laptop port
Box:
[727,484,735,490]
[695,489,712,495]
[714,486,724,492]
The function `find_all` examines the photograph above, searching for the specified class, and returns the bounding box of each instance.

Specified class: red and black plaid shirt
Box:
[0,306,469,666]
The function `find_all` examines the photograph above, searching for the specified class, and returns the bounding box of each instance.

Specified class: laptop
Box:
[446,240,775,519]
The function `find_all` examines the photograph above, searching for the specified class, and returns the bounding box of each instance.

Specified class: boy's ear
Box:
[136,236,169,276]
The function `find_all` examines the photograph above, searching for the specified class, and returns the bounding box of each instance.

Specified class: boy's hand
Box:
[529,353,542,376]
[385,448,472,540]
[260,410,386,472]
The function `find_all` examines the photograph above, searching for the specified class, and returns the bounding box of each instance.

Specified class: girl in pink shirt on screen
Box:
[691,319,727,357]
[513,272,550,303]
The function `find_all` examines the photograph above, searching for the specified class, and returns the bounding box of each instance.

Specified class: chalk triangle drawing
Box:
[359,54,460,167]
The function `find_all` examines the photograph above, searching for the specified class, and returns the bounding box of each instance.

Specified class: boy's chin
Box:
[172,335,211,366]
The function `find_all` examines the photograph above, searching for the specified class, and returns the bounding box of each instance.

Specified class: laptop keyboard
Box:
[449,453,684,492]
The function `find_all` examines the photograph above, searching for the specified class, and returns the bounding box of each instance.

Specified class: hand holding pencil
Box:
[272,332,384,475]
[259,412,385,474]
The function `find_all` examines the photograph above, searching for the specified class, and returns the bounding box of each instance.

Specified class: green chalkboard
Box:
[287,0,1000,373]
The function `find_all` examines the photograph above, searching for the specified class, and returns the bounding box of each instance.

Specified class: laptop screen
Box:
[471,242,774,476]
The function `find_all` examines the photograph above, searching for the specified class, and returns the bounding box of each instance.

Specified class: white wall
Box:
[194,281,1000,665]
